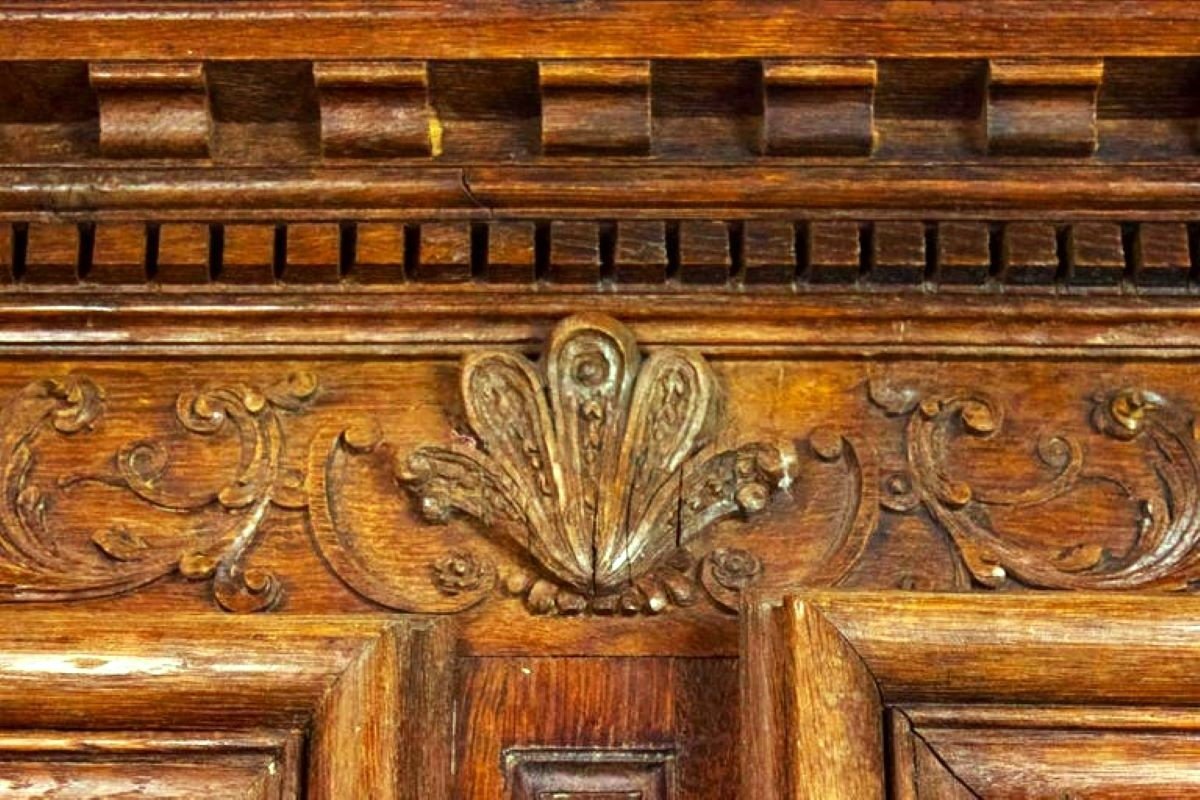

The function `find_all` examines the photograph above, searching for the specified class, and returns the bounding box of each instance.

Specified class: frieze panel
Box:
[0,320,1192,617]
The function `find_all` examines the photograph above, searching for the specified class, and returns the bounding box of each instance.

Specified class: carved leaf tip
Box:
[49,375,105,434]
[93,527,150,562]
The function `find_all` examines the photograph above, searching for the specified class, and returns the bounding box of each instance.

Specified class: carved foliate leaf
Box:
[93,527,151,562]
[546,315,640,592]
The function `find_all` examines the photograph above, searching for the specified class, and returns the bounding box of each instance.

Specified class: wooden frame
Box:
[0,612,453,799]
[743,591,1200,799]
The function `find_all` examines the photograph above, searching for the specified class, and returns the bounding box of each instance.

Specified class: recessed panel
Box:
[506,748,674,800]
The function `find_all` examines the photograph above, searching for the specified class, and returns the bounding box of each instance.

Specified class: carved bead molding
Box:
[312,314,795,615]
[0,373,316,612]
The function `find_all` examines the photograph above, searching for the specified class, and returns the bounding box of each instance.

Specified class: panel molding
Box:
[0,730,302,800]
[744,591,1200,798]
[0,612,454,799]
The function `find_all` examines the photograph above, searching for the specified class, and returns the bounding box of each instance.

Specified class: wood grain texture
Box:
[742,220,795,285]
[283,222,340,284]
[935,222,991,285]
[485,221,536,284]
[314,61,434,158]
[821,593,1200,704]
[871,221,926,285]
[808,221,861,284]
[156,222,212,284]
[220,224,276,284]
[917,726,1200,798]
[353,222,407,284]
[987,59,1104,155]
[748,591,1200,798]
[614,220,669,284]
[90,222,148,284]
[89,61,212,159]
[548,221,601,284]
[0,613,453,799]
[0,216,1189,293]
[1136,221,1192,287]
[23,223,80,284]
[0,731,302,800]
[460,656,734,799]
[6,3,1200,60]
[4,4,1200,798]
[889,711,978,800]
[775,596,883,799]
[761,60,877,156]
[0,165,1199,217]
[540,60,651,155]
[678,220,732,285]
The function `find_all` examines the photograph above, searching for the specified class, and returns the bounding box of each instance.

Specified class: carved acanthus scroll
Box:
[873,380,1200,591]
[0,372,317,611]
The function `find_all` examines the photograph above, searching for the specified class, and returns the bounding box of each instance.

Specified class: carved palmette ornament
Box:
[397,314,792,614]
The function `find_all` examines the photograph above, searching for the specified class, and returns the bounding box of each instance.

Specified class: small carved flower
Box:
[708,547,763,590]
[432,550,486,595]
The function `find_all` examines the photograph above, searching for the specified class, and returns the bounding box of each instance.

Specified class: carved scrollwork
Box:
[313,314,793,615]
[0,376,139,601]
[802,426,879,587]
[0,372,317,612]
[872,379,1200,591]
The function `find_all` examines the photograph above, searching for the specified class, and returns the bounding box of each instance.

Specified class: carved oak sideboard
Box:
[0,1,1199,797]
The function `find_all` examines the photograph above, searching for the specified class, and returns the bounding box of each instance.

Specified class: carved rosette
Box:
[367,314,793,614]
[871,379,1200,591]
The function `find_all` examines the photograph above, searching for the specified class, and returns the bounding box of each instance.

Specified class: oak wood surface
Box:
[3,1,1200,796]
[3,2,1200,60]
[747,591,1200,798]
[0,612,453,798]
